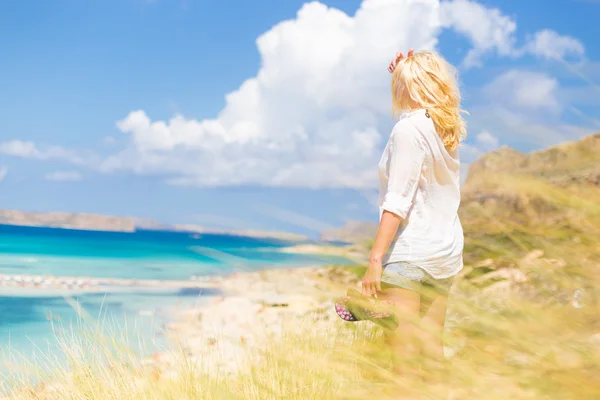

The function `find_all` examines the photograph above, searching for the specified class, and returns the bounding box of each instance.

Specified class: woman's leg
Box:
[380,285,422,376]
[420,294,448,359]
[419,282,452,378]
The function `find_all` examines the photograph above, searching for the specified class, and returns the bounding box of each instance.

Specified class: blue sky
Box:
[0,0,598,236]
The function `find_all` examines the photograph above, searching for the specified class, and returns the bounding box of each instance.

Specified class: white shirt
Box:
[378,109,464,279]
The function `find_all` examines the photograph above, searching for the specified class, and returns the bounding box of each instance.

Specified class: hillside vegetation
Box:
[460,132,600,289]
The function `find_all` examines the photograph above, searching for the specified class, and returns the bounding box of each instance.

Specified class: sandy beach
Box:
[152,265,360,377]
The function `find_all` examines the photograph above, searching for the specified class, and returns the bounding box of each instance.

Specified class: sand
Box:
[153,266,360,377]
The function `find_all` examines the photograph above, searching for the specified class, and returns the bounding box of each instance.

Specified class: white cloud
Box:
[469,104,595,150]
[0,140,87,165]
[0,140,39,157]
[104,0,572,188]
[524,29,585,61]
[45,171,84,182]
[440,0,517,67]
[440,0,584,67]
[458,130,499,168]
[465,66,594,154]
[476,130,499,149]
[483,70,561,111]
[0,0,589,190]
[0,166,7,182]
[100,0,446,188]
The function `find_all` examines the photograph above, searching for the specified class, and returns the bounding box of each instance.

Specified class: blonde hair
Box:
[391,50,467,151]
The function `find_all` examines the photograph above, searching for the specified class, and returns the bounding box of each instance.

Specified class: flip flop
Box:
[334,288,399,330]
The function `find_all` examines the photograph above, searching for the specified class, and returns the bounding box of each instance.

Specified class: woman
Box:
[360,49,466,376]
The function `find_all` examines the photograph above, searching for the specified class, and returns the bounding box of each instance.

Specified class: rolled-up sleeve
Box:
[381,125,425,219]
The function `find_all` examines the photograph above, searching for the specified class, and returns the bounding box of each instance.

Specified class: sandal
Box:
[334,288,399,330]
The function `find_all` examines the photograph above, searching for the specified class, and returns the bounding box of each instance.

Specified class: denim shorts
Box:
[381,261,454,296]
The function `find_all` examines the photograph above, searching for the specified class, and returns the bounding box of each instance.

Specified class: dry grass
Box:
[2,261,600,400]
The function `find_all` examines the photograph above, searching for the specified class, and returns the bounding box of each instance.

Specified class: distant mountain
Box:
[133,217,174,231]
[0,209,307,241]
[0,209,137,232]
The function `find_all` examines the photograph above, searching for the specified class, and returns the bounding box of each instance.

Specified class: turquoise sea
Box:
[0,224,349,366]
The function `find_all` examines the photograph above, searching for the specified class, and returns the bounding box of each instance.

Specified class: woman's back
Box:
[378,108,463,279]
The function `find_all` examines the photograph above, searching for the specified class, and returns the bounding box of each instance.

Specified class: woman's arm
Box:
[362,211,402,297]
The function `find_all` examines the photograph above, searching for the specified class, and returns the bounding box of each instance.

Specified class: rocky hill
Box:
[0,209,137,232]
[462,132,600,213]
[464,132,600,187]
[451,132,600,310]
[460,132,600,260]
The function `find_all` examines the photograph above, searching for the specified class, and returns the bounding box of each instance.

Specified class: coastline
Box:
[0,265,360,370]
[0,273,220,296]
[0,212,308,241]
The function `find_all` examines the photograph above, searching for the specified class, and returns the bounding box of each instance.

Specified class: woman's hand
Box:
[387,48,414,73]
[362,258,383,298]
